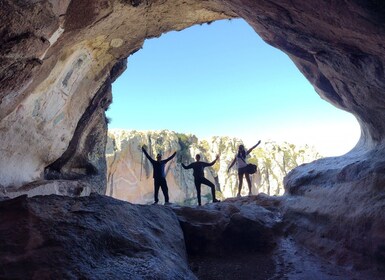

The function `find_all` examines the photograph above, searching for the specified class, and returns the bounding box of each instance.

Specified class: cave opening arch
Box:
[108,18,360,157]
[1,1,385,274]
[105,18,360,202]
[1,0,383,199]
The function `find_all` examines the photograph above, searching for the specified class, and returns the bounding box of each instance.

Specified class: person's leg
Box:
[200,177,219,202]
[154,179,160,204]
[245,173,252,195]
[237,171,244,197]
[194,178,202,206]
[160,178,169,203]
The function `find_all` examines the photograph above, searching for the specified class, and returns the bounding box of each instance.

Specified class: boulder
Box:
[172,195,283,256]
[0,194,196,280]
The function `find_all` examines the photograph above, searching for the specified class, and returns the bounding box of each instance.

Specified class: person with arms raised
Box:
[228,141,261,197]
[142,146,176,205]
[182,154,220,206]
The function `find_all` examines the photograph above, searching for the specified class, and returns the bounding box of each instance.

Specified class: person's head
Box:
[238,145,246,158]
[156,153,162,161]
[195,154,201,161]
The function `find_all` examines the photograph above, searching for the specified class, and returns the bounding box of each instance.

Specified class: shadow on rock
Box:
[0,194,196,280]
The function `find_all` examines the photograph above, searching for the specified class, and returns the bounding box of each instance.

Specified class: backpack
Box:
[245,163,257,174]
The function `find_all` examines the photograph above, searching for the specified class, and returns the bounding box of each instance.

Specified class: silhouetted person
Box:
[228,141,261,197]
[142,146,176,205]
[182,154,220,206]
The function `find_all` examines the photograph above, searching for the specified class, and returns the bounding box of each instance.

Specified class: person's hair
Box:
[237,146,246,159]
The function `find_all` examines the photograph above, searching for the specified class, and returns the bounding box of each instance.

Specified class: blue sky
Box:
[107,19,360,156]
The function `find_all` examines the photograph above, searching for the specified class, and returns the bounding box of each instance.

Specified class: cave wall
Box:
[0,0,235,195]
[1,0,385,199]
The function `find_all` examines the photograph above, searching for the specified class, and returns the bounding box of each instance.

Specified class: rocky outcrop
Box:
[173,195,282,256]
[1,194,383,280]
[0,194,196,280]
[283,163,385,270]
[106,129,321,204]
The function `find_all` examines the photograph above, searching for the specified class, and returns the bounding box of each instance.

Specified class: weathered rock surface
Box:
[1,0,384,200]
[1,194,383,280]
[106,129,321,205]
[283,176,385,270]
[0,194,196,280]
[172,195,282,256]
[1,0,385,278]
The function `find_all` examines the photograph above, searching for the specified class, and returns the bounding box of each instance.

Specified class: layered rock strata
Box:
[106,129,321,204]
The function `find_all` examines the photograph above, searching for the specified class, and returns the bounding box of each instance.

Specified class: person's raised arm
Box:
[227,157,236,173]
[164,151,176,162]
[208,154,220,167]
[246,140,261,155]
[142,146,154,162]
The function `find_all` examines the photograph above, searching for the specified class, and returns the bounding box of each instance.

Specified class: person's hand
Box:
[257,140,261,145]
[216,154,220,160]
[141,145,146,151]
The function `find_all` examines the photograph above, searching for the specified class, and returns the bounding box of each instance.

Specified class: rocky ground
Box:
[0,194,384,279]
[189,236,383,280]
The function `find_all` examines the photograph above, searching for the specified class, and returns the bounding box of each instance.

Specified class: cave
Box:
[1,0,385,279]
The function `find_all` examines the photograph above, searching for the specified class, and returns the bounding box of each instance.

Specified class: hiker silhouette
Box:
[142,146,176,205]
[228,141,261,197]
[182,154,220,206]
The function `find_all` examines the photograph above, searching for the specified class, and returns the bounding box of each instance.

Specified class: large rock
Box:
[0,194,196,279]
[172,195,283,256]
[2,193,382,280]
[283,173,385,270]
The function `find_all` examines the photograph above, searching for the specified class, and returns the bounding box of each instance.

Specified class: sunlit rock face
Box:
[1,0,385,275]
[106,129,321,204]
[106,129,220,205]
[106,129,252,205]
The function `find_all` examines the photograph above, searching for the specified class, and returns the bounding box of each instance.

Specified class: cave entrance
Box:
[105,19,359,203]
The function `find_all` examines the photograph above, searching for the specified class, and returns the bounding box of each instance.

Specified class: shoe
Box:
[152,201,158,205]
[236,193,241,198]
[213,199,220,203]
[248,192,252,196]
[164,202,171,206]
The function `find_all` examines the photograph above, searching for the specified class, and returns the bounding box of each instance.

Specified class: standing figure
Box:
[182,154,220,206]
[142,146,176,205]
[227,141,261,197]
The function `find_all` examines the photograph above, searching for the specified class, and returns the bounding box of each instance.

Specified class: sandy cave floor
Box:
[189,237,382,280]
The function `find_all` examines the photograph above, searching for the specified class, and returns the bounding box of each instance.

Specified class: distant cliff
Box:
[106,129,322,205]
